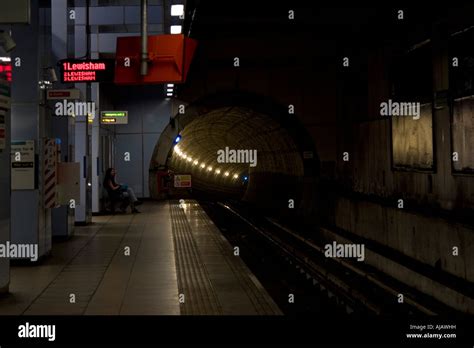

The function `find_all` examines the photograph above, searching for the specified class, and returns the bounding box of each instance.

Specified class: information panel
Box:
[11,140,35,190]
[59,59,115,83]
[174,174,191,188]
[47,89,81,100]
[100,111,128,124]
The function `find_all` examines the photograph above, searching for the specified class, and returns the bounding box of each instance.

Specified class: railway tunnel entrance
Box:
[149,92,320,221]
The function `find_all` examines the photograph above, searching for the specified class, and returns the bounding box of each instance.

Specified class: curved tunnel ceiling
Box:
[167,106,305,199]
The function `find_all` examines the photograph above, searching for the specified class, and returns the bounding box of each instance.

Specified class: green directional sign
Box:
[100,111,128,124]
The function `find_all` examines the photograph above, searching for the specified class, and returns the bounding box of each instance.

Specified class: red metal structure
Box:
[114,34,198,85]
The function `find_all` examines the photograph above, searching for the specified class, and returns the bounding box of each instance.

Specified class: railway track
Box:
[200,199,458,317]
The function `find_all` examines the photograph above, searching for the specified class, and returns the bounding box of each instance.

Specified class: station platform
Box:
[0,200,281,315]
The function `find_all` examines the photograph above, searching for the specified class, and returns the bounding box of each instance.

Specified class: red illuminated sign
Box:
[59,59,114,83]
[0,63,12,82]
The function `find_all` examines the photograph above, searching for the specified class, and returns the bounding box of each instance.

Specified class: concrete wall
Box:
[330,23,474,290]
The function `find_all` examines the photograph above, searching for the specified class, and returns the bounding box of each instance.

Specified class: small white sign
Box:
[11,140,35,190]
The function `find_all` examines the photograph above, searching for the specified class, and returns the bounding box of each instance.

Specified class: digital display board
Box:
[0,63,12,82]
[59,59,115,83]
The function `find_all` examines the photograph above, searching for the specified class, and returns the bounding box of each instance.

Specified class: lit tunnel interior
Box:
[151,93,320,216]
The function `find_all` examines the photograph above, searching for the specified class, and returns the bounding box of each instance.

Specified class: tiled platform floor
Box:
[0,200,281,315]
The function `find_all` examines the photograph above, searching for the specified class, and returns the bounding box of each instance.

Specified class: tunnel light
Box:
[193,160,198,165]
[243,176,248,181]
[170,25,182,34]
[207,166,213,171]
[174,135,181,144]
[215,169,221,174]
[186,157,192,162]
[233,174,239,179]
[200,163,206,168]
[224,171,230,177]
[171,4,184,16]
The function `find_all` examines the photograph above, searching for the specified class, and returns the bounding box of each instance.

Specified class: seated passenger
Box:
[103,168,142,213]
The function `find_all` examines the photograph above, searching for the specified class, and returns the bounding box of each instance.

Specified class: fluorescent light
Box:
[171,4,184,16]
[167,88,173,92]
[167,93,173,96]
[170,25,182,34]
[167,84,174,87]
[0,57,11,62]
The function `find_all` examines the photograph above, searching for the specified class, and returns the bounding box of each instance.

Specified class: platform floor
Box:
[0,200,281,315]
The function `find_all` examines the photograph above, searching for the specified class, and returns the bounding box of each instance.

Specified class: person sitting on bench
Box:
[103,168,142,213]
